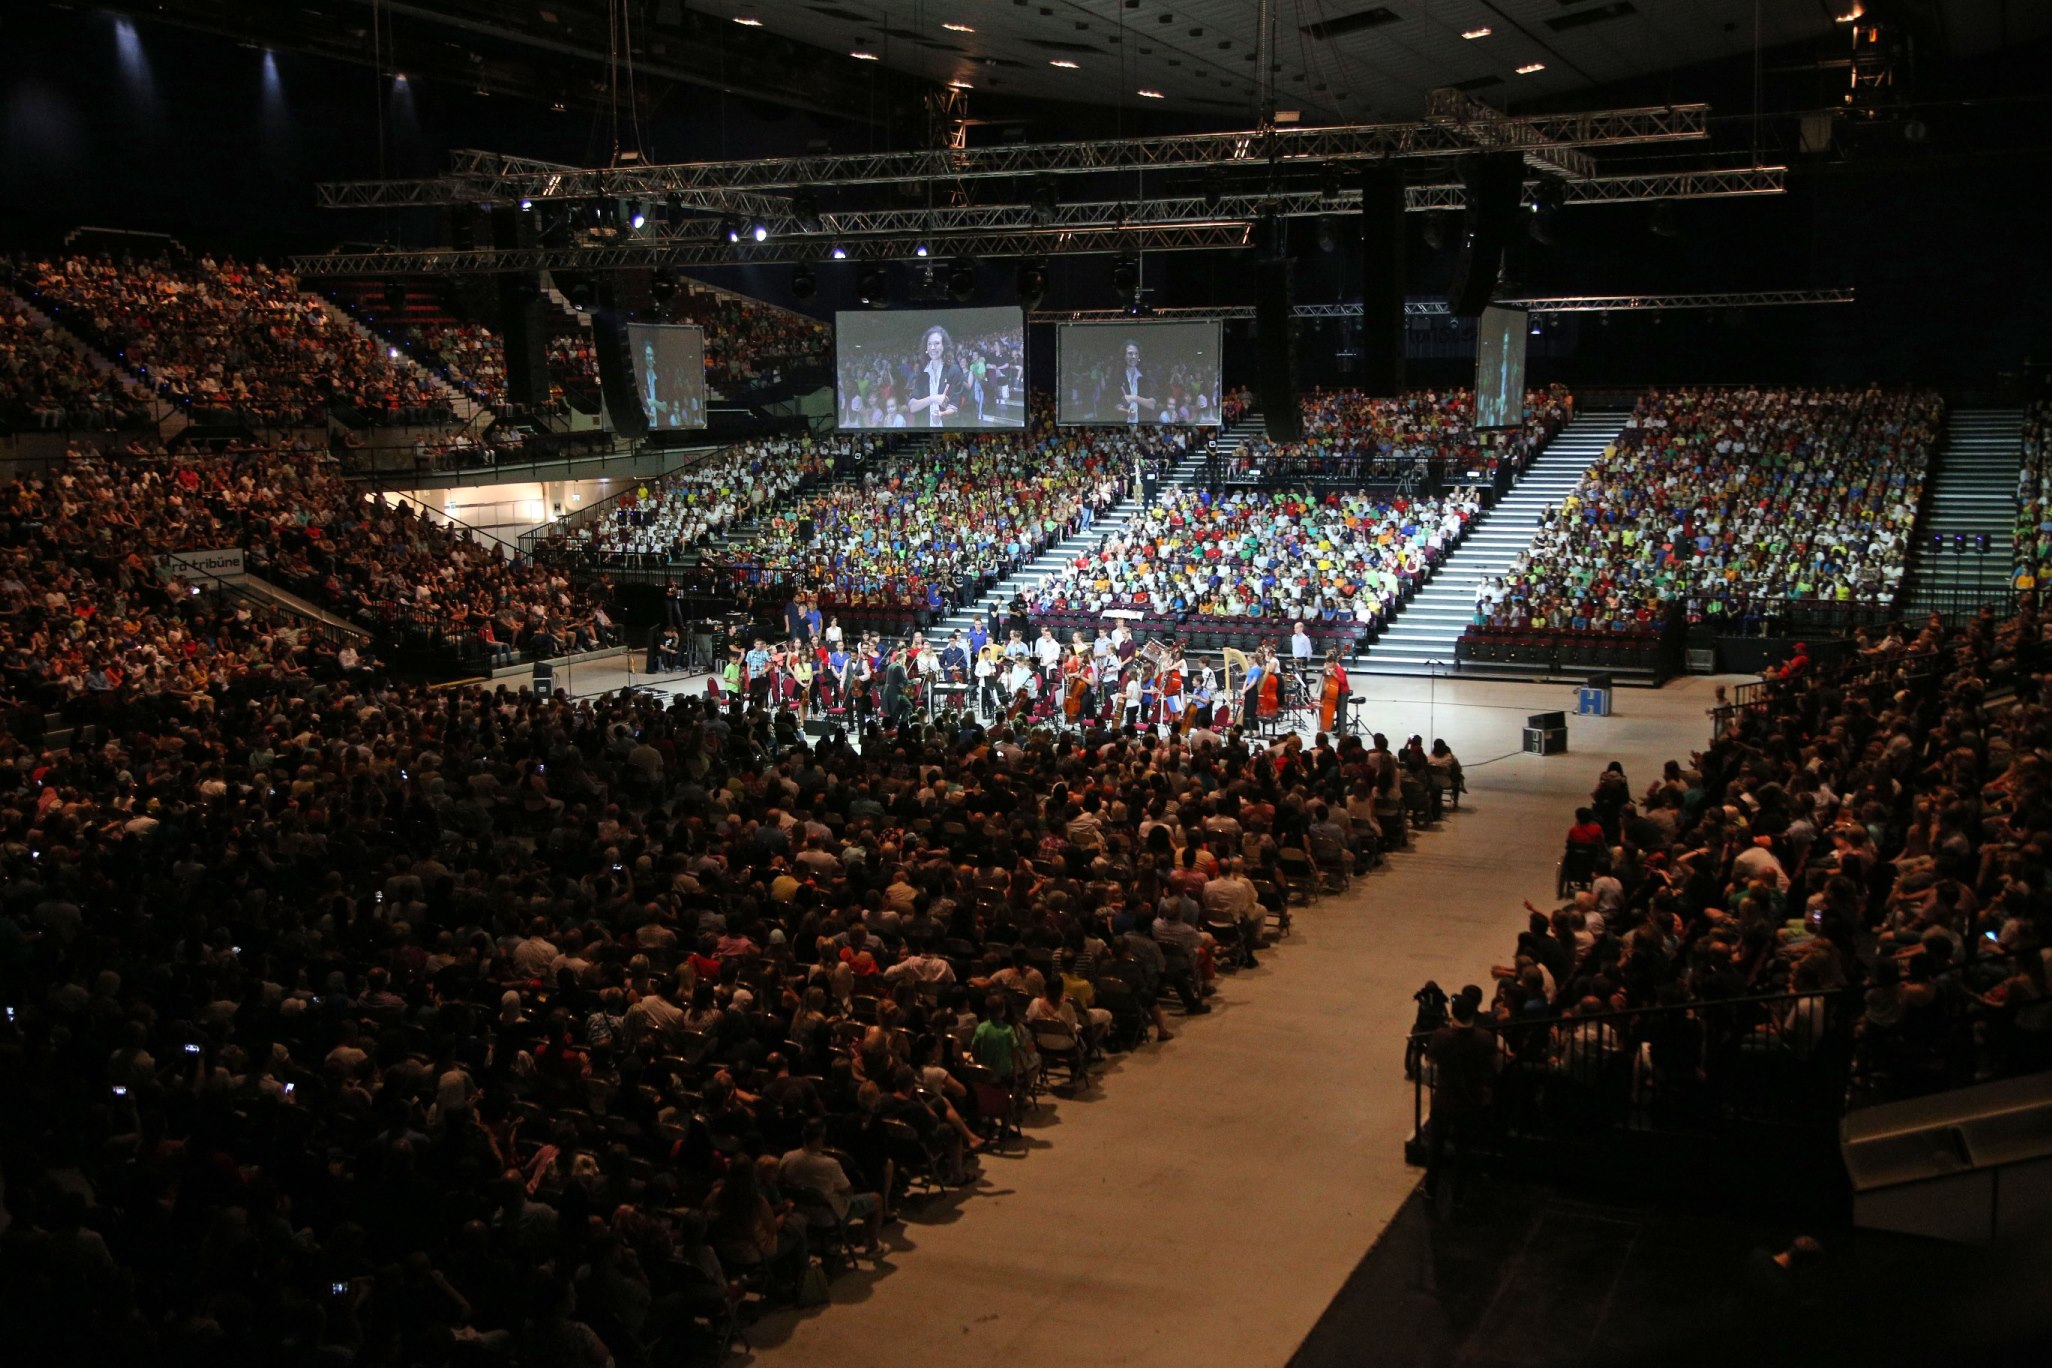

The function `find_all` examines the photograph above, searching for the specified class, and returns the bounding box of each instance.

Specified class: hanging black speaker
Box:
[1447,152,1526,318]
[1358,164,1407,397]
[589,278,649,439]
[496,275,550,411]
[1253,258,1302,442]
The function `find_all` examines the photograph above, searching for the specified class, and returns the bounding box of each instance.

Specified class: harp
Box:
[1221,646,1251,699]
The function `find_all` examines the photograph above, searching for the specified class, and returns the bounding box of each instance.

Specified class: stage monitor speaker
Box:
[1527,710,1566,729]
[1448,152,1526,317]
[1253,258,1302,442]
[1358,164,1406,397]
[589,278,649,438]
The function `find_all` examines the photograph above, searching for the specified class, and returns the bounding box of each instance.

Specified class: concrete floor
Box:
[638,671,1738,1368]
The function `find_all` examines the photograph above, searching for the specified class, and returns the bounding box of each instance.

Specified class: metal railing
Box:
[1407,989,1858,1155]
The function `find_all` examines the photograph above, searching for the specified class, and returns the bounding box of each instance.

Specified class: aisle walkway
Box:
[729,675,1739,1367]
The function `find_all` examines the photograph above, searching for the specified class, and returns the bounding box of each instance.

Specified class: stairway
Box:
[4,287,188,438]
[1351,410,1632,677]
[1902,409,2022,620]
[314,297,486,426]
[928,413,1269,639]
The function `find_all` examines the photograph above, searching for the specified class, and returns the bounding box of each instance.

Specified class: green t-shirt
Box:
[972,1019,1018,1075]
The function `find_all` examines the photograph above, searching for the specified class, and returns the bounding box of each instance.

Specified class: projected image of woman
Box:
[907,323,963,428]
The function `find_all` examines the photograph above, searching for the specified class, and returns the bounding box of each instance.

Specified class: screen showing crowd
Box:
[1056,319,1224,427]
[1473,305,1528,431]
[626,322,707,430]
[835,305,1027,431]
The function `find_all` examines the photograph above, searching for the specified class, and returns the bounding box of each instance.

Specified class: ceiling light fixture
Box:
[733,16,762,26]
[1461,27,1492,40]
[1516,62,1545,74]
[851,51,879,61]
[1137,88,1165,98]
[942,23,975,33]
[1050,59,1080,69]
[947,79,973,89]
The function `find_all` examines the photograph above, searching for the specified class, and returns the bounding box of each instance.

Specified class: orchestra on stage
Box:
[700,621,1362,737]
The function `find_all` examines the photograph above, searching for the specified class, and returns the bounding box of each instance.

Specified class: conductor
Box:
[1117,339,1157,424]
[907,324,964,429]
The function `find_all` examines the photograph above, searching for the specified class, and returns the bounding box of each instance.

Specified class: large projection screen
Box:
[1473,305,1529,431]
[625,322,707,430]
[1056,319,1225,427]
[835,305,1026,430]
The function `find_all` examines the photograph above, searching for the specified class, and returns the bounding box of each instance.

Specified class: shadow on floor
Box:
[1289,1176,2052,1368]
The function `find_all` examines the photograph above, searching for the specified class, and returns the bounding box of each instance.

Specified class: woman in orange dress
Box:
[1258,643,1282,720]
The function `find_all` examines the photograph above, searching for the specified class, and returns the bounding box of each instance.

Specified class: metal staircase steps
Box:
[1351,411,1633,679]
[1903,409,2023,618]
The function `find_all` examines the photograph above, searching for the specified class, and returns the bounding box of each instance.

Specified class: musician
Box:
[1005,654,1039,706]
[1034,625,1063,675]
[824,640,851,713]
[882,650,909,727]
[1190,663,1217,729]
[744,637,772,707]
[1258,644,1283,721]
[1290,620,1315,670]
[1160,643,1187,726]
[968,614,991,657]
[1318,647,1350,735]
[788,640,815,725]
[975,646,1002,716]
[906,324,963,429]
[940,631,970,681]
[1004,629,1030,663]
[1240,652,1265,730]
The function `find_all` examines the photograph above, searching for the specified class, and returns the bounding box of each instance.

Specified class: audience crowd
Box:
[2013,401,2051,590]
[559,435,876,565]
[406,321,510,413]
[656,285,829,394]
[1474,386,1943,634]
[0,573,1473,1364]
[1028,486,1480,626]
[11,254,446,426]
[0,445,607,665]
[712,411,1192,617]
[0,303,152,432]
[1234,386,1572,483]
[1429,607,2048,1152]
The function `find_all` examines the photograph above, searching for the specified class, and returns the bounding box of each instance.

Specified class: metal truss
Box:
[290,222,1253,277]
[1424,88,1594,182]
[314,100,1713,209]
[1403,165,1786,211]
[1030,290,1855,323]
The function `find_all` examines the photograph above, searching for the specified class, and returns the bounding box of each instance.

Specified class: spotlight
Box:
[830,245,848,260]
[947,258,977,303]
[914,242,930,257]
[1028,177,1059,225]
[751,222,768,243]
[791,264,817,301]
[858,263,888,307]
[1316,215,1340,253]
[721,216,743,244]
[519,198,533,211]
[792,186,822,232]
[1421,209,1449,251]
[1016,259,1048,306]
[1111,254,1139,299]
[629,209,646,230]
[1252,208,1283,259]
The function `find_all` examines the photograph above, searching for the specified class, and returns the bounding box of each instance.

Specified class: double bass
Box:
[1318,649,1347,733]
[1258,646,1282,720]
[1061,649,1089,723]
